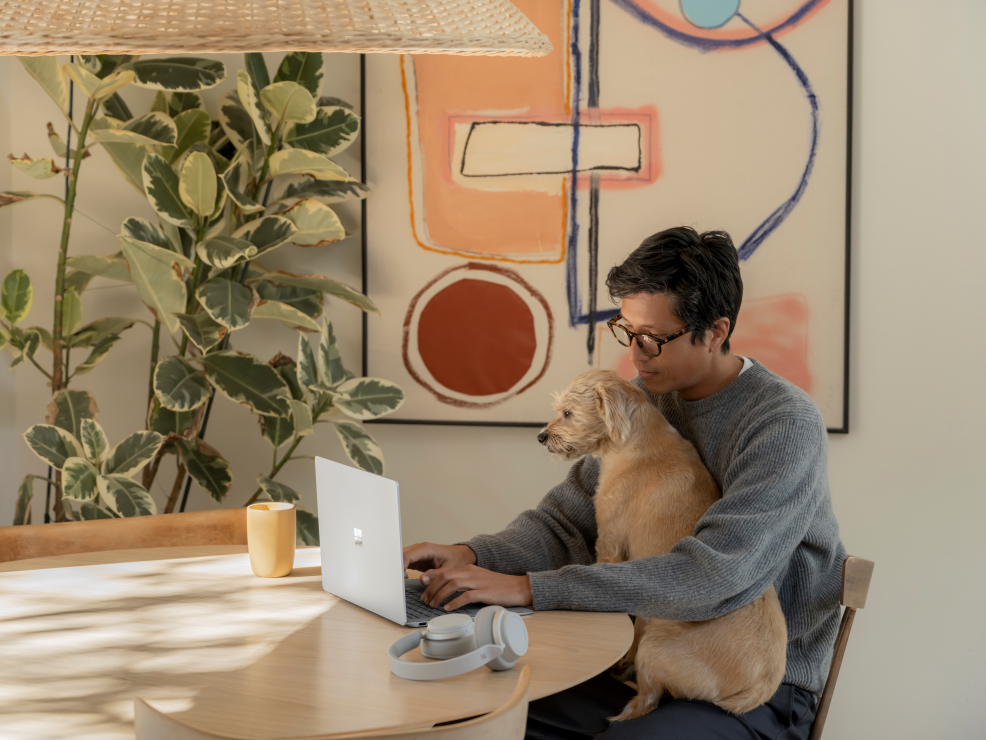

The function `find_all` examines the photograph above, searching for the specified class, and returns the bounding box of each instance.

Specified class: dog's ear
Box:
[595,382,631,444]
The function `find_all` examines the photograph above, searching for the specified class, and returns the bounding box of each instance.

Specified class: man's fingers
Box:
[444,590,483,611]
[420,569,452,603]
[428,580,463,608]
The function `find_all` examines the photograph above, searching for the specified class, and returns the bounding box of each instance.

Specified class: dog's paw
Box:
[608,694,658,723]
[609,661,636,683]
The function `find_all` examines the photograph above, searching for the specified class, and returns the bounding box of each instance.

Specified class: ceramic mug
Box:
[247,502,296,577]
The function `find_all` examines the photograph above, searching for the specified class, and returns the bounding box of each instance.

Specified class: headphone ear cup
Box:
[475,606,525,671]
[472,605,500,654]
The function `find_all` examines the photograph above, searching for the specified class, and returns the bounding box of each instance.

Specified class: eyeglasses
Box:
[606,315,695,357]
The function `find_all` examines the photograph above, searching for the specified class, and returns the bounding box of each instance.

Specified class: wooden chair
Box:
[809,556,875,740]
[134,665,530,740]
[0,508,247,564]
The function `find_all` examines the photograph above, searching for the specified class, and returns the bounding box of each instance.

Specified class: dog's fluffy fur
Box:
[539,369,787,720]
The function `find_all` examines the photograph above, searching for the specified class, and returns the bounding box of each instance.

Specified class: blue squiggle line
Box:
[607,0,825,51]
[735,13,819,261]
[566,0,583,326]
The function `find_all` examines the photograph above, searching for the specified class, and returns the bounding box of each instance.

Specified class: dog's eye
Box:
[563,410,571,418]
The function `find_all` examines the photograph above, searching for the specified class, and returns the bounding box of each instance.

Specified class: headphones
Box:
[388,606,529,680]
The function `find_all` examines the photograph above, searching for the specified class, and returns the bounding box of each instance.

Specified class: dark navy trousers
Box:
[525,672,817,740]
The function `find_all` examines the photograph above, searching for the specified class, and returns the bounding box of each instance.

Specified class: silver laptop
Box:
[315,456,532,627]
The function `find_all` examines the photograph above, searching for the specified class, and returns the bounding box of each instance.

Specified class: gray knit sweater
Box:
[464,360,845,697]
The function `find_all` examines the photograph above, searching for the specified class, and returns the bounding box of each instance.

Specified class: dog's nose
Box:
[537,430,549,445]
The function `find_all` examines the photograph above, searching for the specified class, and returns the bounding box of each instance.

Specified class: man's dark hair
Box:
[605,226,743,353]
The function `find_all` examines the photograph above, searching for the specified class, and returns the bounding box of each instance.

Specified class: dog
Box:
[537,369,787,720]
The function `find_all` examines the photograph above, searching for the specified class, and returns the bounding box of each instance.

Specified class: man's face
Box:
[618,292,719,397]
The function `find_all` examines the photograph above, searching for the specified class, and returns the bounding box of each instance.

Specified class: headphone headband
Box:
[388,630,505,680]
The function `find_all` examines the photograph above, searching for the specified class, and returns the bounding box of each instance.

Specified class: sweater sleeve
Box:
[526,416,827,620]
[459,456,601,576]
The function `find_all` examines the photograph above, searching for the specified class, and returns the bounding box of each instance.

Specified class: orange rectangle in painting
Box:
[407,0,570,262]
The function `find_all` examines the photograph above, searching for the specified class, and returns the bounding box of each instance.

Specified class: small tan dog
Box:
[538,369,787,720]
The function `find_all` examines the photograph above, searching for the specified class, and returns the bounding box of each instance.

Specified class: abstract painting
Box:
[365,0,852,430]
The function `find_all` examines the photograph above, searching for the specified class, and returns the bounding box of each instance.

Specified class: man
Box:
[403,226,845,739]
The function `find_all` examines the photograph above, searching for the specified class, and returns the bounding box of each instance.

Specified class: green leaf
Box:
[2,270,32,323]
[22,424,84,470]
[64,270,94,295]
[19,57,69,113]
[167,92,207,116]
[276,362,306,402]
[73,334,121,375]
[221,154,264,214]
[142,152,195,228]
[260,81,317,126]
[8,154,65,179]
[196,235,257,269]
[252,300,321,332]
[0,190,61,208]
[280,199,345,247]
[284,106,360,158]
[296,508,320,546]
[62,457,99,502]
[102,92,133,121]
[63,64,134,101]
[289,399,313,436]
[244,53,271,90]
[89,111,177,148]
[257,475,300,503]
[103,430,165,476]
[317,96,354,111]
[256,270,378,314]
[121,216,185,256]
[70,316,137,348]
[273,177,369,208]
[174,312,228,352]
[201,351,291,417]
[332,420,384,475]
[98,474,157,516]
[65,254,132,283]
[62,287,82,336]
[14,476,33,525]
[319,321,348,386]
[148,399,197,439]
[9,328,40,368]
[45,389,98,440]
[273,52,324,96]
[154,355,211,412]
[46,122,90,161]
[130,58,227,92]
[25,324,51,350]
[232,215,297,256]
[236,69,270,146]
[80,502,116,520]
[335,378,405,420]
[178,151,217,217]
[171,109,211,162]
[80,418,109,463]
[196,278,258,330]
[176,438,232,502]
[255,280,322,319]
[0,325,8,352]
[120,235,189,335]
[261,412,294,449]
[297,333,319,391]
[90,117,147,191]
[218,90,255,151]
[269,149,351,181]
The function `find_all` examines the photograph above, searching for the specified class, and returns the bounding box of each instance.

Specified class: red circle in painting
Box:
[417,278,536,396]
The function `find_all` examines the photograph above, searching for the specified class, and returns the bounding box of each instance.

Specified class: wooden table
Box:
[0,546,633,739]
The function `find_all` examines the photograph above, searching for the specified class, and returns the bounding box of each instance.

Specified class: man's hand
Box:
[419,564,533,612]
[402,542,477,573]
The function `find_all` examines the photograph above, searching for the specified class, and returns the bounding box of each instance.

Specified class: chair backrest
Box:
[134,665,531,740]
[0,508,247,564]
[809,556,875,740]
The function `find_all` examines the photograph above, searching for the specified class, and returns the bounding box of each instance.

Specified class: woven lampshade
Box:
[0,0,552,57]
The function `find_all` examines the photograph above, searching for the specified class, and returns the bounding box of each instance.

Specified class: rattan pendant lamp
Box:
[0,0,552,57]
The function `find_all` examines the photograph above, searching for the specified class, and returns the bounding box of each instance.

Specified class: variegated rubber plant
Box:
[3,53,404,541]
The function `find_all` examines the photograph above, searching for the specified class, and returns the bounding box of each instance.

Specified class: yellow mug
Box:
[247,502,296,578]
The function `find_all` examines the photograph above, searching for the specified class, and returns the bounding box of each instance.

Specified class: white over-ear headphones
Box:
[389,606,529,680]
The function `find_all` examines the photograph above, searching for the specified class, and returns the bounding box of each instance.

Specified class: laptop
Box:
[315,456,533,627]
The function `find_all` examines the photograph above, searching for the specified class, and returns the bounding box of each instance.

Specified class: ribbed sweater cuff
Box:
[528,570,579,611]
[456,536,500,570]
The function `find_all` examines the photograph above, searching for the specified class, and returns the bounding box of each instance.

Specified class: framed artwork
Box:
[364,0,852,431]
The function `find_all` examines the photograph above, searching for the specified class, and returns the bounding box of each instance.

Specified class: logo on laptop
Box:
[354,527,363,546]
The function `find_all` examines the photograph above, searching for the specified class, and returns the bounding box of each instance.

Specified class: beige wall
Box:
[1,1,984,737]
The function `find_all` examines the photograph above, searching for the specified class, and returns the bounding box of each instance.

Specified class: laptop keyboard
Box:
[404,587,472,622]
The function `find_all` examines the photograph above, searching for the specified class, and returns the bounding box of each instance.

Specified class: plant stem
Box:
[245,436,303,506]
[147,320,160,411]
[164,460,187,514]
[51,98,95,393]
